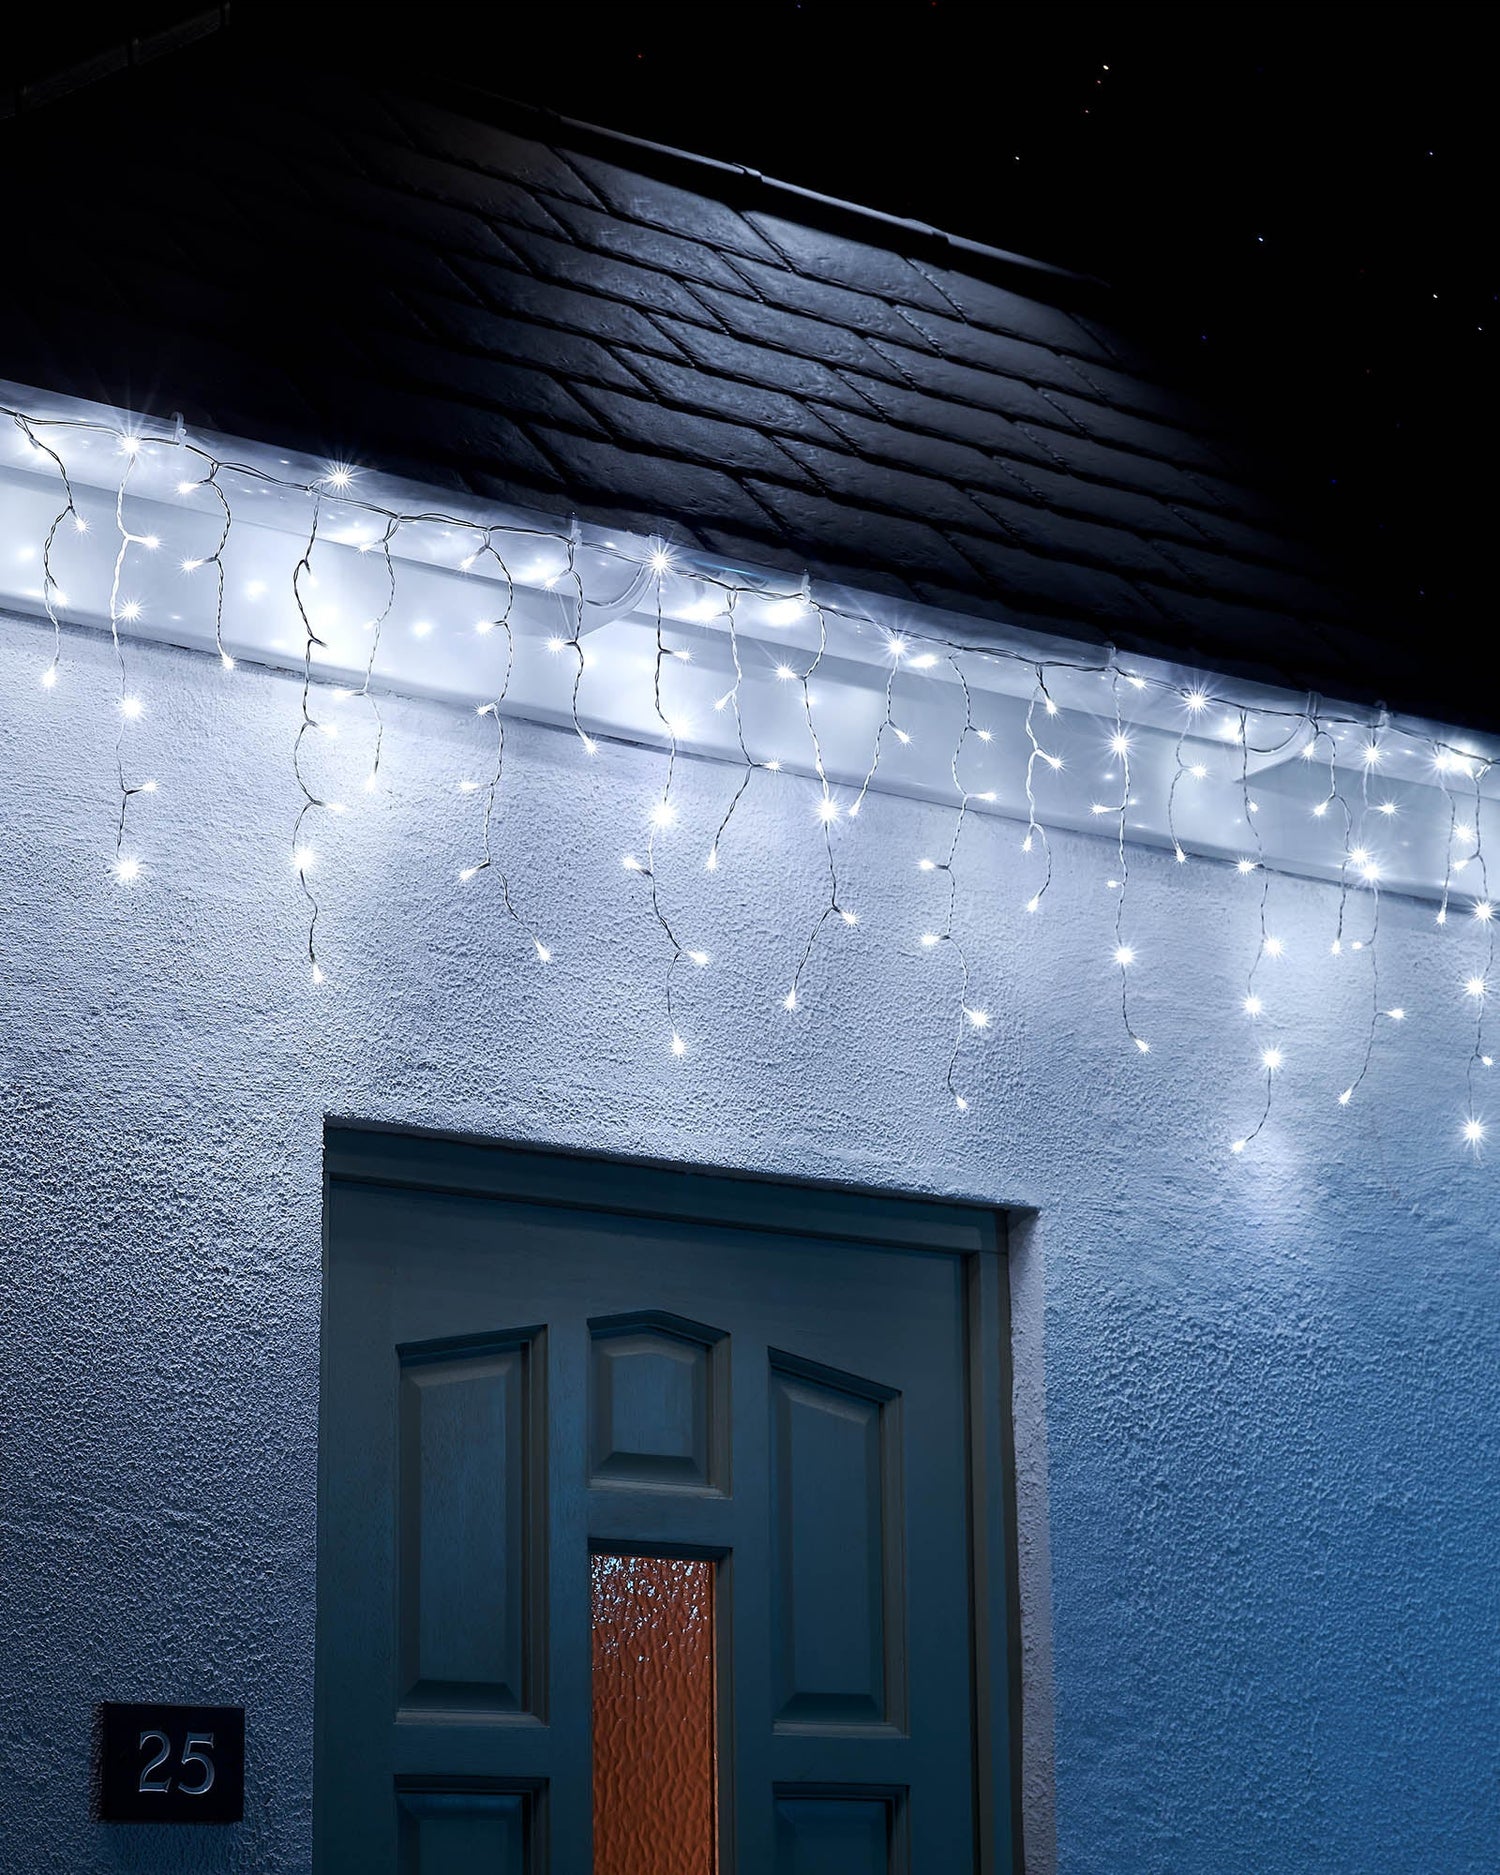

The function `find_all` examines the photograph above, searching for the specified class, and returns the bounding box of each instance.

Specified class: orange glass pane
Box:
[591,1553,717,1875]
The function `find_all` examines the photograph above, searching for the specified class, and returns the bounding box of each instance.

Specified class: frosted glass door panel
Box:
[592,1554,716,1874]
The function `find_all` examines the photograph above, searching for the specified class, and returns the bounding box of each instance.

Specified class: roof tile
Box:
[682,284,915,381]
[862,340,1084,429]
[375,96,607,205]
[1042,351,1226,431]
[891,307,1103,395]
[963,494,1190,583]
[1143,538,1360,622]
[691,524,925,607]
[832,376,1073,470]
[561,151,787,264]
[1137,587,1354,687]
[914,261,1113,361]
[382,309,643,396]
[499,226,727,329]
[713,255,943,347]
[649,322,887,414]
[359,332,615,431]
[746,481,983,587]
[528,430,783,535]
[541,195,756,293]
[1035,386,1239,473]
[744,212,958,315]
[606,353,850,444]
[951,452,1215,544]
[1159,505,1334,575]
[339,132,574,240]
[803,404,1035,497]
[1014,425,1248,510]
[945,532,1168,629]
[570,386,818,485]
[440,259,691,361]
[773,440,999,529]
[187,169,494,302]
[318,382,565,493]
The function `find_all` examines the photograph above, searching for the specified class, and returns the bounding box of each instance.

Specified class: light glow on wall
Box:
[2,388,1495,1154]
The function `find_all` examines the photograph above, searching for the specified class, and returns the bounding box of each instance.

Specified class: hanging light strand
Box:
[848,635,910,820]
[640,556,696,1052]
[106,445,151,876]
[940,653,985,1110]
[1337,721,1387,1106]
[706,586,756,873]
[1109,669,1149,1055]
[175,452,236,670]
[11,412,80,690]
[560,519,597,757]
[1233,706,1278,1149]
[782,590,853,1015]
[1464,761,1495,1138]
[461,542,551,961]
[1165,680,1216,863]
[289,496,329,982]
[1020,666,1057,913]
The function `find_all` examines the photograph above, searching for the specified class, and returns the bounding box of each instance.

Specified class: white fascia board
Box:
[1,382,1493,904]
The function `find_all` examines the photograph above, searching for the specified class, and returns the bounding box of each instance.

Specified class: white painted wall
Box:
[2,615,1495,1873]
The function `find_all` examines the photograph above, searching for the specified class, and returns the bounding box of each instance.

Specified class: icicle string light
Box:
[705,586,755,873]
[290,496,328,981]
[355,515,399,795]
[458,540,551,962]
[5,398,1498,1156]
[561,519,595,758]
[1464,760,1495,1144]
[849,635,908,820]
[934,654,983,1109]
[1109,668,1148,1055]
[634,550,697,1053]
[11,412,80,690]
[105,444,151,878]
[1021,666,1056,913]
[1336,719,1387,1107]
[782,588,853,1016]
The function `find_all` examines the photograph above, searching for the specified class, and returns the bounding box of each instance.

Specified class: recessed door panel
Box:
[589,1313,727,1493]
[398,1336,536,1714]
[396,1785,531,1874]
[769,1357,900,1729]
[773,1791,897,1875]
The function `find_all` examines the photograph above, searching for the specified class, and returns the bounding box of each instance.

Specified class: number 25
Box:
[138,1730,215,1796]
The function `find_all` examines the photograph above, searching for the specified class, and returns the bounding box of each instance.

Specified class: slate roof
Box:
[0,20,1439,722]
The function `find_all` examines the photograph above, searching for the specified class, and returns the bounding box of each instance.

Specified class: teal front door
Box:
[315,1127,1016,1873]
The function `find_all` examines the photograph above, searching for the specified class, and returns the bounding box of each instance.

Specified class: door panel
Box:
[768,1357,900,1729]
[398,1334,537,1715]
[395,1784,533,1874]
[317,1150,1003,1873]
[773,1791,900,1875]
[588,1313,727,1494]
[591,1554,716,1875]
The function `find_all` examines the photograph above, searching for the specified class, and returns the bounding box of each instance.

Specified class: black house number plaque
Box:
[97,1703,244,1822]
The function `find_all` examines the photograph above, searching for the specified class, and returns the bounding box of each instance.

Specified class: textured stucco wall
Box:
[1,617,1495,1874]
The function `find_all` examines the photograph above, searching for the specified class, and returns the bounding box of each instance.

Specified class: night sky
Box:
[5,3,1494,668]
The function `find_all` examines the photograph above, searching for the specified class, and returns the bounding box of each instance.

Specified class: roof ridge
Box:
[429,83,1113,306]
[0,5,227,121]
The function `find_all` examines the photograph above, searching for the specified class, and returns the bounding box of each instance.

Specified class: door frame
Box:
[319,1120,1025,1875]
